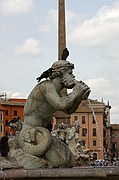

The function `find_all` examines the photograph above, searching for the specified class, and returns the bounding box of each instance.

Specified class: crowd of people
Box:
[90,159,119,167]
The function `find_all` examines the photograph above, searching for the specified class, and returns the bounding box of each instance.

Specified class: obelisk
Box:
[58,0,67,96]
[58,0,66,60]
[55,0,70,127]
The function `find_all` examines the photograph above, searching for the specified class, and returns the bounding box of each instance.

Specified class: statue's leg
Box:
[19,125,51,156]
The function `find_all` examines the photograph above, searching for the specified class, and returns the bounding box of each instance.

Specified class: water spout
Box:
[88,99,106,159]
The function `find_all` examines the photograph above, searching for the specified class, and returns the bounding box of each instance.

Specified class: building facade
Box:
[1,97,119,161]
[110,124,119,160]
[0,109,4,136]
[69,99,111,160]
[0,98,26,136]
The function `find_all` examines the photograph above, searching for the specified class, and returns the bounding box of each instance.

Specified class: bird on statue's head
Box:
[36,48,69,83]
[36,68,53,83]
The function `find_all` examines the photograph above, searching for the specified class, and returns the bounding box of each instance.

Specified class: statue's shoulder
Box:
[35,80,54,91]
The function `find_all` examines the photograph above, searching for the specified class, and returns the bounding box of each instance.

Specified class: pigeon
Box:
[36,68,52,83]
[9,117,20,124]
[61,48,69,60]
[0,136,9,157]
[45,121,53,132]
[8,117,22,130]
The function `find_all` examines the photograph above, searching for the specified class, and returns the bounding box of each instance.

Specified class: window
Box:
[113,153,115,157]
[93,140,96,146]
[0,125,2,132]
[112,143,116,150]
[5,110,8,115]
[92,116,96,124]
[104,139,106,146]
[14,110,17,116]
[82,116,86,124]
[93,128,96,136]
[82,128,87,136]
[6,120,9,125]
[0,112,3,121]
[74,116,78,121]
[92,153,98,160]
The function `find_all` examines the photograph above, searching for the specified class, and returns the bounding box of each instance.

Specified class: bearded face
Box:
[61,68,75,89]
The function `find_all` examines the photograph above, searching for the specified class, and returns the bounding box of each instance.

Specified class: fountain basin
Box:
[0,167,119,180]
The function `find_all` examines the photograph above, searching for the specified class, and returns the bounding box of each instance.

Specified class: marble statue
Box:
[7,60,90,169]
[52,120,91,166]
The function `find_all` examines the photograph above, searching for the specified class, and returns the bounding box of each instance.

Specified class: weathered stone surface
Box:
[0,167,119,180]
[45,137,75,167]
[0,156,21,169]
[9,148,47,169]
[1,60,90,170]
[16,60,90,169]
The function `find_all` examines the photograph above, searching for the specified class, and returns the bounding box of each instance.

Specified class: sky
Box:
[0,0,119,124]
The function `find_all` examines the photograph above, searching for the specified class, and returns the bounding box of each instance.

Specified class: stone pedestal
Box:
[0,167,119,180]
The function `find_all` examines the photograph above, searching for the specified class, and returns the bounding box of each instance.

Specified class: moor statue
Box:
[18,60,90,168]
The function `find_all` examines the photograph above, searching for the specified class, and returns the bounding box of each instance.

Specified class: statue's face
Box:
[61,68,75,89]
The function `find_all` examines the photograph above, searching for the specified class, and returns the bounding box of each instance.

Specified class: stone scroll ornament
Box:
[9,52,91,169]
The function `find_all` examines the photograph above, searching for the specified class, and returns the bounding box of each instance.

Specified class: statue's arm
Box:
[65,84,90,114]
[43,81,90,113]
[44,84,78,111]
[62,80,90,114]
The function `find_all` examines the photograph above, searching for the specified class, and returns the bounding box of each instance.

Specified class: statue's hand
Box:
[23,128,36,143]
[73,80,91,100]
[81,87,91,100]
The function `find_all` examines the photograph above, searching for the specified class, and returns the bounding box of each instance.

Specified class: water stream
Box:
[88,99,106,159]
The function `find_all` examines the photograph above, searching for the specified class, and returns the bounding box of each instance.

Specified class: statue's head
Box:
[51,60,74,70]
[51,60,75,89]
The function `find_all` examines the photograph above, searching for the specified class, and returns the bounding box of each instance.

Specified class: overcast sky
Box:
[0,0,119,124]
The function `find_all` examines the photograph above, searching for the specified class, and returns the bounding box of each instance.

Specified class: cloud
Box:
[38,8,79,34]
[110,104,119,124]
[0,0,34,16]
[85,77,119,99]
[69,2,119,47]
[86,78,109,91]
[38,24,51,33]
[14,38,41,56]
[47,9,57,25]
[38,9,57,33]
[5,91,27,99]
[10,92,20,98]
[85,77,119,123]
[66,10,78,23]
[112,105,119,114]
